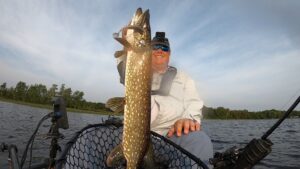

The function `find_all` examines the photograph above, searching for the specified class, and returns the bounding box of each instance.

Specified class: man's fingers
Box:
[175,120,183,136]
[183,120,190,134]
[169,119,201,138]
[190,120,195,131]
[167,126,175,137]
[195,122,201,131]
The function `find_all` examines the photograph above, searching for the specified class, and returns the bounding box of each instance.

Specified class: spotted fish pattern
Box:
[107,8,152,169]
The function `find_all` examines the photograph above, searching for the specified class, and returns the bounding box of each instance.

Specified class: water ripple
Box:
[1,101,299,169]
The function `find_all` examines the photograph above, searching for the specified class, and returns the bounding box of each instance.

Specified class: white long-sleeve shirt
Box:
[116,56,203,135]
[150,70,204,135]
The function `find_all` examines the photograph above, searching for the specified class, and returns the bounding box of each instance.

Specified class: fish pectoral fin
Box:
[114,37,132,49]
[114,50,126,58]
[106,144,125,167]
[106,97,125,114]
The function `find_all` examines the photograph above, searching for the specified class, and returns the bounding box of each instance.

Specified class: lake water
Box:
[0,101,299,169]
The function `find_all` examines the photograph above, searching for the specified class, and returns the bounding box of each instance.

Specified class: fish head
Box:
[128,8,151,49]
[114,8,151,53]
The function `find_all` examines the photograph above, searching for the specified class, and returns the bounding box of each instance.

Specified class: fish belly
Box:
[123,51,152,168]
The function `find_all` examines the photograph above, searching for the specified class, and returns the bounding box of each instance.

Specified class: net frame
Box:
[55,121,209,169]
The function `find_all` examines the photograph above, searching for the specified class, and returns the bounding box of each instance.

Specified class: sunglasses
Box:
[152,44,170,52]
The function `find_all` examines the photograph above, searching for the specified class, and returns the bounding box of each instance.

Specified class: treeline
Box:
[0,81,106,111]
[202,106,300,119]
[1,81,299,119]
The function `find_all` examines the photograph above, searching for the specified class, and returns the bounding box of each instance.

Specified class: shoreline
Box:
[0,97,115,116]
[1,97,298,120]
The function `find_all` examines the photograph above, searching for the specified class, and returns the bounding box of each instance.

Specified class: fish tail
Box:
[106,144,125,167]
[142,142,158,169]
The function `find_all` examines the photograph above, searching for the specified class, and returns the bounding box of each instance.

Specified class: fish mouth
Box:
[113,8,151,53]
[134,8,150,28]
[129,8,151,42]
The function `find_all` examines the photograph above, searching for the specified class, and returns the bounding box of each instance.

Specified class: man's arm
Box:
[167,73,204,137]
[182,75,204,123]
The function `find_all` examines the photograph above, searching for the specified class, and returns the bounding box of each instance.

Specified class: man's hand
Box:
[167,118,201,137]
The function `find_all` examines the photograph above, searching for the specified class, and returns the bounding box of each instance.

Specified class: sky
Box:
[0,0,299,111]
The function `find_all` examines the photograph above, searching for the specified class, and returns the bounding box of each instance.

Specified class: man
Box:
[117,32,213,165]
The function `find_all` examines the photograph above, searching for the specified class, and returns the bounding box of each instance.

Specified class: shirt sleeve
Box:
[182,75,204,124]
[151,95,159,124]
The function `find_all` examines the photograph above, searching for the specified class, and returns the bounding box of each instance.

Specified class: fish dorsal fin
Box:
[106,97,125,114]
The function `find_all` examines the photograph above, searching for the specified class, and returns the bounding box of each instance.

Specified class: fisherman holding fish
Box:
[116,31,213,165]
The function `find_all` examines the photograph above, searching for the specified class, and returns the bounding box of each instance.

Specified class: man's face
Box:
[152,44,170,73]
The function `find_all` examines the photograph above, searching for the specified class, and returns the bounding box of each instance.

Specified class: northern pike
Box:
[106,8,154,169]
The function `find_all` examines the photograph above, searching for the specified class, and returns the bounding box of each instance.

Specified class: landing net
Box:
[56,118,208,169]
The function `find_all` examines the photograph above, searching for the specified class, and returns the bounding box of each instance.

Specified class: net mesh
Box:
[56,118,208,169]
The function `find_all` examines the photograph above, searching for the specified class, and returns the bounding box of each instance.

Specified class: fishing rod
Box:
[261,96,300,140]
[210,96,300,169]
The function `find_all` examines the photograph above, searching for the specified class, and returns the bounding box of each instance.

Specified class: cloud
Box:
[198,49,300,111]
[0,0,125,101]
[0,0,299,110]
[164,1,300,111]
